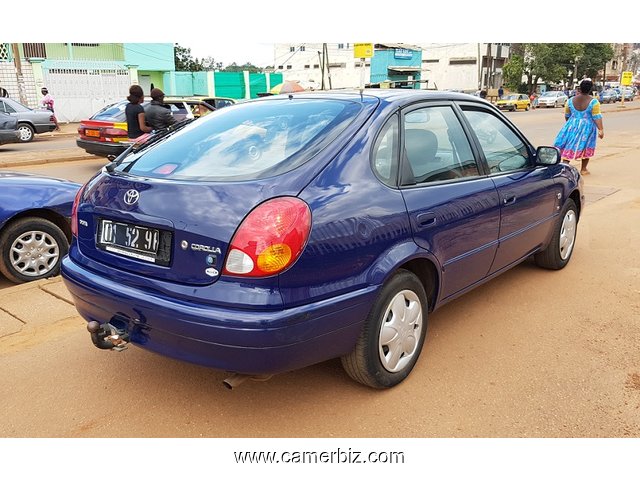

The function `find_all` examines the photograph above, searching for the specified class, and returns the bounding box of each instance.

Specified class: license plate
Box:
[85,129,100,137]
[97,219,162,263]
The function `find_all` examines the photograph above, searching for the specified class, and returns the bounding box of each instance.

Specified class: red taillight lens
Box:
[71,185,86,237]
[103,127,128,138]
[223,197,311,277]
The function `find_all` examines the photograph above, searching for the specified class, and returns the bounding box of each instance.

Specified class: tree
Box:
[201,56,223,71]
[502,53,525,92]
[502,43,584,93]
[577,44,614,81]
[222,62,263,73]
[174,44,202,71]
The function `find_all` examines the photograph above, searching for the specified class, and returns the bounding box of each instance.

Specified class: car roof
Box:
[245,88,491,107]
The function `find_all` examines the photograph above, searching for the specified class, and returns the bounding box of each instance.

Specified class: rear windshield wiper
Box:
[105,118,196,172]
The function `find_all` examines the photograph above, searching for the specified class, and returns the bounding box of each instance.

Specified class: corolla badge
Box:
[124,189,140,205]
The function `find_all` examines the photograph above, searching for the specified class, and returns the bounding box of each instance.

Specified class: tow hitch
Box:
[87,321,130,351]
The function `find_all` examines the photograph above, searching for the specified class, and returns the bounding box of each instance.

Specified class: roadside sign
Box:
[354,43,374,59]
[621,71,633,86]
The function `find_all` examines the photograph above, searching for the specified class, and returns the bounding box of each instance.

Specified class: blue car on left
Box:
[0,172,81,283]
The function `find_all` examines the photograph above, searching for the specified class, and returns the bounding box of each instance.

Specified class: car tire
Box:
[0,217,68,284]
[341,269,428,388]
[534,199,578,270]
[17,123,35,143]
[525,104,530,111]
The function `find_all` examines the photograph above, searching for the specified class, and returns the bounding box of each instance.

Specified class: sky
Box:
[7,1,632,68]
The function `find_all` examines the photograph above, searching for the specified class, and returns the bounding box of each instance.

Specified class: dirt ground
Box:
[0,109,639,442]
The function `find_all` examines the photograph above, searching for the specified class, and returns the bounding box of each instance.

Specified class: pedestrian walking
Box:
[40,87,60,131]
[498,85,504,99]
[553,78,604,175]
[125,84,152,139]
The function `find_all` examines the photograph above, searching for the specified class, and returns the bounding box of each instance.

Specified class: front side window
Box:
[462,108,530,173]
[403,105,479,184]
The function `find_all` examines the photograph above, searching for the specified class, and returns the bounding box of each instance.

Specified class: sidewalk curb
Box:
[0,154,95,169]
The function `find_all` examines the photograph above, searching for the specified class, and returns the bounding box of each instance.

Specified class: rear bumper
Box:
[76,138,127,157]
[61,255,374,375]
[35,124,56,134]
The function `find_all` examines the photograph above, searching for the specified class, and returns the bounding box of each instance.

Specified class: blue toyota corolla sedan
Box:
[61,90,583,389]
[1,172,81,283]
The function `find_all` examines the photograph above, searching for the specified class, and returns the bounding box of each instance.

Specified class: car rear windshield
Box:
[91,102,128,122]
[119,97,364,181]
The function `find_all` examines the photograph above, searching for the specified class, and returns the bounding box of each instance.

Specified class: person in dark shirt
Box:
[125,85,152,139]
[144,88,177,131]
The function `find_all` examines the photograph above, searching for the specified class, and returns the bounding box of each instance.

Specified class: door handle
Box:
[503,195,516,205]
[416,212,437,227]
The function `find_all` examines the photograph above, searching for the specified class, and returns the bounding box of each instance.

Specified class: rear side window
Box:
[122,98,363,181]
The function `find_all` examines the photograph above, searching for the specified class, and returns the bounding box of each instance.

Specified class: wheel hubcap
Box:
[18,126,32,141]
[9,230,60,277]
[559,210,577,260]
[378,290,423,373]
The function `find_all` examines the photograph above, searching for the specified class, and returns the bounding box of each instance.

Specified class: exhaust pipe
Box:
[87,321,129,351]
[222,373,273,390]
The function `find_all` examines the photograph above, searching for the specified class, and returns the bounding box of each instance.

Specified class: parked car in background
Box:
[537,91,568,108]
[188,96,237,109]
[62,90,583,389]
[598,89,618,104]
[76,97,215,158]
[0,111,20,145]
[496,93,531,112]
[616,87,635,101]
[0,172,81,284]
[0,97,57,142]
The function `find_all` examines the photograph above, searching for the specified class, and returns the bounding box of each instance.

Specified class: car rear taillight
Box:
[103,127,128,138]
[223,197,311,277]
[71,185,86,237]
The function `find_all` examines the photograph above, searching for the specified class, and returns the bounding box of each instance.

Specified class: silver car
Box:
[537,91,568,108]
[0,111,20,145]
[0,97,56,142]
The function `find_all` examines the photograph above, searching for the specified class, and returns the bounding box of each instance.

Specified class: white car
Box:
[537,91,568,108]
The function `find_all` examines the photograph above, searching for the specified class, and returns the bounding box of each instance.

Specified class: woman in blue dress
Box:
[554,78,605,175]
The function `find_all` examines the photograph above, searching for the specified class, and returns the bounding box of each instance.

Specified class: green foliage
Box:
[222,62,263,73]
[578,44,614,79]
[174,44,202,72]
[502,54,524,91]
[503,43,615,92]
[174,44,261,72]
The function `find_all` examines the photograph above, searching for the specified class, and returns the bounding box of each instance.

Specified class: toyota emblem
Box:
[123,189,140,206]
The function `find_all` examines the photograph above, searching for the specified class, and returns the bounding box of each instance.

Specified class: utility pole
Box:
[11,43,28,105]
[318,49,326,90]
[323,43,332,90]
[484,43,492,90]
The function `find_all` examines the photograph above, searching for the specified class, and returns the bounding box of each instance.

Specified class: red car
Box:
[76,98,214,158]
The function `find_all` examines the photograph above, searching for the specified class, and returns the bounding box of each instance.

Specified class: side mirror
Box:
[536,146,560,165]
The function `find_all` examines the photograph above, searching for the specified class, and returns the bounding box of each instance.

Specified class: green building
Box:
[0,43,281,122]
